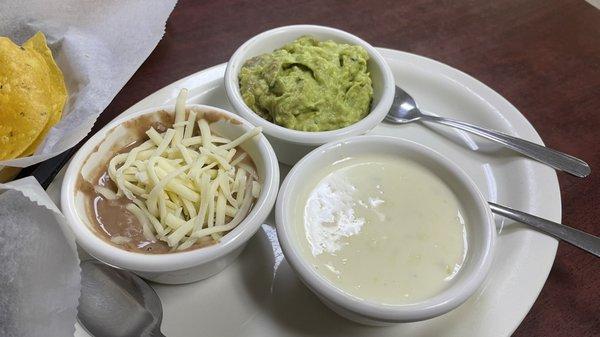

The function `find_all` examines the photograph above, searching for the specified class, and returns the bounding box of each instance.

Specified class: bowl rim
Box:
[61,104,280,273]
[224,24,395,145]
[275,135,496,322]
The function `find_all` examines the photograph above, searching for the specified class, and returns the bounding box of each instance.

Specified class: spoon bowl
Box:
[384,87,420,124]
[78,260,165,337]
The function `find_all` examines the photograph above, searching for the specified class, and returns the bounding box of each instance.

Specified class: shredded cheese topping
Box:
[106,89,262,251]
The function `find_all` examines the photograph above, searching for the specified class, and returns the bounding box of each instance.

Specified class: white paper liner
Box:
[0,0,177,167]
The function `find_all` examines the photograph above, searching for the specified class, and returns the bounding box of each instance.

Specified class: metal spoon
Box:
[385,86,591,177]
[78,260,165,337]
[490,202,599,257]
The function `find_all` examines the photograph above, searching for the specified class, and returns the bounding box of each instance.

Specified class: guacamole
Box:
[239,36,373,131]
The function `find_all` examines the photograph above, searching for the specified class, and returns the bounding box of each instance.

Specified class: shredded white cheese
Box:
[104,89,262,250]
[111,236,132,245]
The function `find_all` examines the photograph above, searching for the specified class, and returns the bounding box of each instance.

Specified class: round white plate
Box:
[55,48,560,337]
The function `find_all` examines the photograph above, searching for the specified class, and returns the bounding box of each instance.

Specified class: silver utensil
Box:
[490,202,600,257]
[386,86,591,177]
[78,260,165,337]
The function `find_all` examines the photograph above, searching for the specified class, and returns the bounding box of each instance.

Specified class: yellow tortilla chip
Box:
[0,32,67,160]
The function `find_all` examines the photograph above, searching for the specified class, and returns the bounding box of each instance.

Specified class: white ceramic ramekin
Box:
[61,104,279,284]
[224,25,395,165]
[275,135,496,325]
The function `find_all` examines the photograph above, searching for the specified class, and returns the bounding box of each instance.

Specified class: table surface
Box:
[88,0,600,335]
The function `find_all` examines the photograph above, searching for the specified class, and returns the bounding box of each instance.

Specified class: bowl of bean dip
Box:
[61,90,279,284]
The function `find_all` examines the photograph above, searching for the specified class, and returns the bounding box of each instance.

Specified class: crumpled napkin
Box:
[0,0,177,167]
[0,177,80,337]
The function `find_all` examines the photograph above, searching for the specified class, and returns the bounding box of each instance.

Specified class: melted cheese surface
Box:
[298,155,468,304]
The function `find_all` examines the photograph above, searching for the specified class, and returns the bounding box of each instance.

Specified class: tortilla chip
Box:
[0,32,67,160]
[0,166,22,183]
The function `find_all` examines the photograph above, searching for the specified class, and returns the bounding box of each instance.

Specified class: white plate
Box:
[50,48,560,337]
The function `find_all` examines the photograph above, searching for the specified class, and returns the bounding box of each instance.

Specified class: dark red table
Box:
[96,1,600,335]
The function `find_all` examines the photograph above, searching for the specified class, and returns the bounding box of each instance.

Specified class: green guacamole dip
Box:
[239,36,373,131]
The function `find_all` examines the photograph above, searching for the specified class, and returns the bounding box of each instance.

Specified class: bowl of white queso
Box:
[275,135,495,325]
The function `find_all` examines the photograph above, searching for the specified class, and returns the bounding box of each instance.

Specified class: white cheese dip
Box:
[297,154,468,305]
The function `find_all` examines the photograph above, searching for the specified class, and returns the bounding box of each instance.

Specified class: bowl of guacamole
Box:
[225,25,395,164]
[239,36,373,132]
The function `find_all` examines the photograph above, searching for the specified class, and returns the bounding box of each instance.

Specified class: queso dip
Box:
[296,154,468,304]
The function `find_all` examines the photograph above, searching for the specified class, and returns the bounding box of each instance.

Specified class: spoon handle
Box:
[420,114,590,177]
[489,202,600,257]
